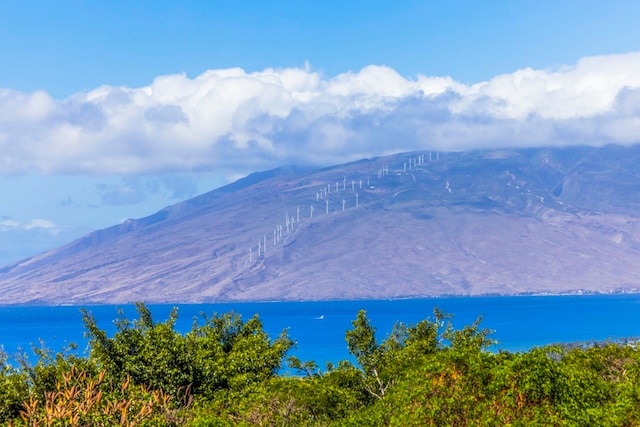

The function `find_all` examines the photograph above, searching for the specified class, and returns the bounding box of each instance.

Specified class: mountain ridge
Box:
[2,144,640,305]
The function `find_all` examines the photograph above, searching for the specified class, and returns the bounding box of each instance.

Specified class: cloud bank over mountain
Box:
[1,52,639,178]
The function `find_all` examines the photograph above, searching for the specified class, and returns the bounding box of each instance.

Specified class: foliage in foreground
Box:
[2,303,640,426]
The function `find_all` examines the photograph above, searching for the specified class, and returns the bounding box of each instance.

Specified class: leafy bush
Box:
[16,367,178,426]
[3,303,640,426]
[82,302,293,399]
[0,350,28,420]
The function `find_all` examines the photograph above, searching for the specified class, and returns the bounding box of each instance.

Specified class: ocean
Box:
[2,295,640,368]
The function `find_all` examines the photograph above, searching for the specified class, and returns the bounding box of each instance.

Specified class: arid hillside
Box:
[2,145,640,305]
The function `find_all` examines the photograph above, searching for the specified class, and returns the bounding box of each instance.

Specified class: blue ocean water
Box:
[2,295,640,368]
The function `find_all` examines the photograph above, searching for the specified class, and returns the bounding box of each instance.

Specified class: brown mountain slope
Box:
[2,145,640,305]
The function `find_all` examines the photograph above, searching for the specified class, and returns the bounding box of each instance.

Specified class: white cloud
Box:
[452,53,640,120]
[0,89,57,124]
[1,52,639,177]
[24,218,57,230]
[0,219,20,230]
[0,218,58,232]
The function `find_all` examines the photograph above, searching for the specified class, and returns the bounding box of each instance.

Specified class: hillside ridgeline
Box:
[2,145,640,304]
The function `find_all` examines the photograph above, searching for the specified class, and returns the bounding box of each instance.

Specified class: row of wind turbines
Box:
[243,152,437,266]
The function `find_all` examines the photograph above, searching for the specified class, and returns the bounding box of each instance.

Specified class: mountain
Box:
[2,145,640,305]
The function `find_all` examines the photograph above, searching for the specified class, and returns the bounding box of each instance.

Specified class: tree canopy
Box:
[1,303,640,426]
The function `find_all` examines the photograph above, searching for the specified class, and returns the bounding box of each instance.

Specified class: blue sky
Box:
[2,1,639,97]
[1,0,640,266]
